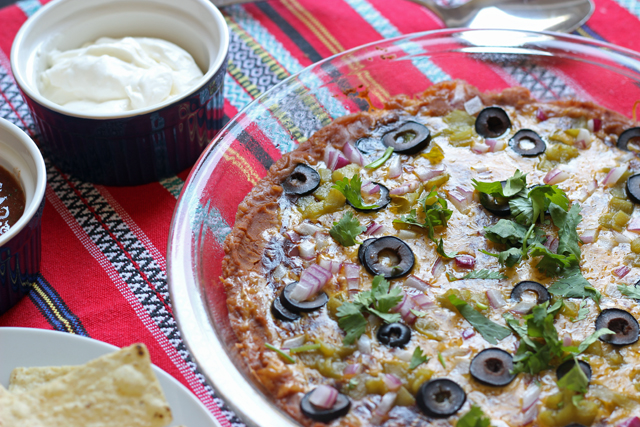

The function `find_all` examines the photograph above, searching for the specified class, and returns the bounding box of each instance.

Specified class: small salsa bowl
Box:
[0,118,46,316]
[10,0,229,186]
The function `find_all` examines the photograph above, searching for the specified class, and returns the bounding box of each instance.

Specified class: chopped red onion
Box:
[471,141,490,154]
[344,363,363,377]
[415,165,446,181]
[431,257,445,279]
[365,221,384,235]
[291,264,332,301]
[588,118,602,133]
[448,186,474,214]
[602,164,628,187]
[298,240,316,260]
[405,275,430,292]
[486,138,506,152]
[343,142,365,166]
[383,374,403,392]
[295,222,322,236]
[358,334,372,354]
[486,289,507,308]
[388,156,402,179]
[324,146,350,171]
[613,265,631,278]
[575,129,592,149]
[362,182,381,195]
[392,293,417,324]
[315,231,331,251]
[520,405,538,426]
[285,230,301,243]
[462,328,476,339]
[318,258,341,275]
[580,228,598,243]
[543,168,570,185]
[343,263,360,279]
[282,335,305,350]
[618,417,640,427]
[536,109,548,121]
[562,334,572,347]
[464,96,484,115]
[309,385,338,409]
[628,218,640,233]
[613,231,632,244]
[411,293,434,310]
[374,392,397,417]
[390,181,420,196]
[521,384,541,412]
[587,179,598,196]
[454,254,476,269]
[397,230,418,240]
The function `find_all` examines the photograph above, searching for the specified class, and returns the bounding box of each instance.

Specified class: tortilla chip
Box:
[0,343,172,427]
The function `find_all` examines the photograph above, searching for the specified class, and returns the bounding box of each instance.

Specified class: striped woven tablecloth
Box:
[1,0,640,425]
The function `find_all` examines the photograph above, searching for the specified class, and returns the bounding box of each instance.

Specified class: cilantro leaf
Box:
[480,247,523,268]
[510,197,534,226]
[484,219,530,246]
[461,269,507,280]
[332,175,379,210]
[547,267,600,303]
[618,284,640,299]
[557,359,589,395]
[529,243,578,277]
[336,302,368,345]
[550,203,582,259]
[571,300,589,322]
[528,185,568,224]
[409,347,429,370]
[503,312,528,337]
[473,169,527,198]
[472,179,505,197]
[330,211,366,246]
[370,275,403,313]
[576,328,614,353]
[435,237,457,259]
[448,295,511,345]
[456,405,492,427]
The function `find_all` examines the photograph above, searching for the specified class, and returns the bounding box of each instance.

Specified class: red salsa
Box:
[0,164,25,236]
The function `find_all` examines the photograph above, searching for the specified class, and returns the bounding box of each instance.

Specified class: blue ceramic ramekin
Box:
[10,0,229,186]
[0,118,46,316]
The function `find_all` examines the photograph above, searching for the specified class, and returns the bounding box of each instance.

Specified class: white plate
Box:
[0,327,221,427]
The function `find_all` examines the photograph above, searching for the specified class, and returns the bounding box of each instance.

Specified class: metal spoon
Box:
[412,0,594,33]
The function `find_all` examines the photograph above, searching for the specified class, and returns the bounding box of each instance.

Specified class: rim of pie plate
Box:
[167,29,640,427]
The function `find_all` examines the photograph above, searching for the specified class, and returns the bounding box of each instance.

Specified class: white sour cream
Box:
[39,37,204,114]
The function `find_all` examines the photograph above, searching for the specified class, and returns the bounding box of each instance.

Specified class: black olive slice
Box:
[280,282,329,313]
[347,182,391,212]
[381,121,431,154]
[282,164,321,196]
[271,296,301,322]
[627,174,640,204]
[416,378,466,418]
[377,323,411,348]
[510,281,550,305]
[361,236,415,279]
[509,129,546,157]
[564,424,587,427]
[300,389,351,422]
[556,359,592,383]
[469,348,516,387]
[617,127,640,153]
[479,181,510,217]
[475,107,511,138]
[595,308,640,346]
[358,238,377,265]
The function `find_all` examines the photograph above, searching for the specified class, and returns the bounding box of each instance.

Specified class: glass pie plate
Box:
[167,29,640,427]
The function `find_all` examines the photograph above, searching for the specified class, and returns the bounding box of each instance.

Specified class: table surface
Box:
[1,0,639,426]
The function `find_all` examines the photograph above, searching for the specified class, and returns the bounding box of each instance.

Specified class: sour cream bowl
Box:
[0,118,46,316]
[11,0,229,186]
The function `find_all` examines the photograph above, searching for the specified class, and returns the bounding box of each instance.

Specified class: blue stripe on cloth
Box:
[343,0,450,83]
[16,0,40,17]
[225,73,255,112]
[613,0,640,18]
[29,276,89,336]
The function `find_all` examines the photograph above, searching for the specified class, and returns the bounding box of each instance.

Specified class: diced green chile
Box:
[300,389,351,422]
[617,127,640,153]
[475,107,511,138]
[469,348,516,387]
[416,378,466,418]
[595,308,640,346]
[280,282,329,313]
[282,164,321,195]
[626,174,640,204]
[361,236,415,279]
[382,121,431,154]
[509,129,546,157]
